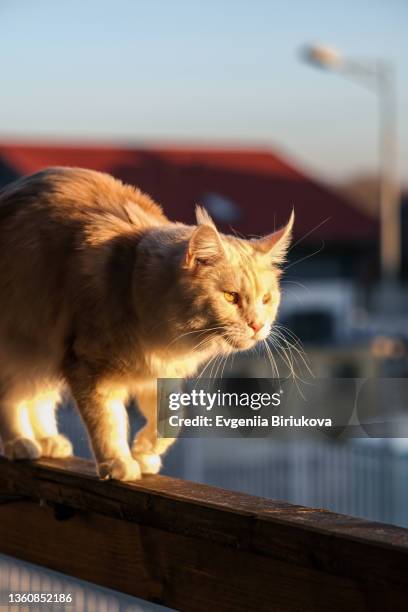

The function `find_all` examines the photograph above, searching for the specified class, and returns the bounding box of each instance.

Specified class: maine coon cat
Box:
[0,167,294,480]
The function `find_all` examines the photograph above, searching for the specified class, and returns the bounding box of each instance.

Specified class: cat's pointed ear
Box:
[184,224,225,269]
[195,205,217,229]
[184,205,224,269]
[252,210,294,263]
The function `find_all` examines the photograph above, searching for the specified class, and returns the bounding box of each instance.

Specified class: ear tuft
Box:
[252,209,294,264]
[195,205,217,229]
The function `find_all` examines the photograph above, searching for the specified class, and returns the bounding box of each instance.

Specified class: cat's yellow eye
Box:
[262,294,271,304]
[224,291,239,305]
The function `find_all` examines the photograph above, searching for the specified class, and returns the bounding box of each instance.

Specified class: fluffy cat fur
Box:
[0,167,293,480]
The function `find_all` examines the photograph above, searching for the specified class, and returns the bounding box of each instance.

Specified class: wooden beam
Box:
[0,457,407,611]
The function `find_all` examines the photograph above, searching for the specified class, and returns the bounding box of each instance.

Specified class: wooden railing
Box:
[0,457,407,611]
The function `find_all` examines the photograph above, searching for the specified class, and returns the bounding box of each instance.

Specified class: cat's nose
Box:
[248,320,263,334]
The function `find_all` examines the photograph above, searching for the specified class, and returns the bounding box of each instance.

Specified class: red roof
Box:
[0,141,377,243]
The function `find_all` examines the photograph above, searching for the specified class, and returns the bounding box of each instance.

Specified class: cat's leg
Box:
[132,387,177,474]
[27,389,72,458]
[0,386,42,460]
[65,364,141,480]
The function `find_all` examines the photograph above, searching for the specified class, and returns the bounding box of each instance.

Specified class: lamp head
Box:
[301,44,342,69]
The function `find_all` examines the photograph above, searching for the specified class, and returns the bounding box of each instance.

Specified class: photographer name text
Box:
[167,415,332,430]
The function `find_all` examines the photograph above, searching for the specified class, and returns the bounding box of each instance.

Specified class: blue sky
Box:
[0,0,406,183]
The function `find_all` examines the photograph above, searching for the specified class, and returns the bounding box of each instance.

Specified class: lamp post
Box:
[301,44,401,290]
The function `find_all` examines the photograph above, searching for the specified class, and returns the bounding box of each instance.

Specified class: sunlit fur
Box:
[0,168,293,480]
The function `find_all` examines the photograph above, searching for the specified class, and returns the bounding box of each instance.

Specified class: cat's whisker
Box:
[191,335,226,392]
[262,339,270,368]
[262,339,272,375]
[284,241,325,271]
[272,336,311,374]
[211,353,225,380]
[196,352,220,381]
[268,333,300,379]
[263,339,279,379]
[281,279,311,294]
[280,280,311,304]
[229,351,236,373]
[270,345,280,380]
[218,353,230,380]
[165,326,226,351]
[219,355,228,379]
[279,288,303,305]
[197,331,232,381]
[190,332,219,354]
[267,334,306,397]
[269,335,296,382]
[210,355,219,380]
[271,326,313,377]
[193,353,219,394]
[267,327,313,399]
[288,216,330,252]
[273,323,305,346]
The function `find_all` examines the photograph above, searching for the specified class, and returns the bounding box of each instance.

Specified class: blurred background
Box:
[0,1,407,603]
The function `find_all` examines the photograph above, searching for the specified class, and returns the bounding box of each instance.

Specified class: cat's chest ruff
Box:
[114,337,219,382]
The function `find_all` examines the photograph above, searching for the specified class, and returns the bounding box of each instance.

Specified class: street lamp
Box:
[301,44,401,289]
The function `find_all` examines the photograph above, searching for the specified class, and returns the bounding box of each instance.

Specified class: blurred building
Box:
[0,141,378,282]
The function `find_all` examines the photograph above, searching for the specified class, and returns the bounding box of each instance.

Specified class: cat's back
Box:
[0,167,170,360]
[0,166,169,231]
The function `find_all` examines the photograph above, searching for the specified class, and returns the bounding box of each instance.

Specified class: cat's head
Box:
[174,206,294,353]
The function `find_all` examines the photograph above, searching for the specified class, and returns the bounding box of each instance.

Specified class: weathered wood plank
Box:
[0,457,407,611]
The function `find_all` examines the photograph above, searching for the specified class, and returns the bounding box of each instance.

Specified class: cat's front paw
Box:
[98,456,142,481]
[4,437,42,460]
[39,434,73,458]
[133,451,162,475]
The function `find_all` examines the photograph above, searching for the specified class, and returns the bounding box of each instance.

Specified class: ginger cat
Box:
[0,168,293,480]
